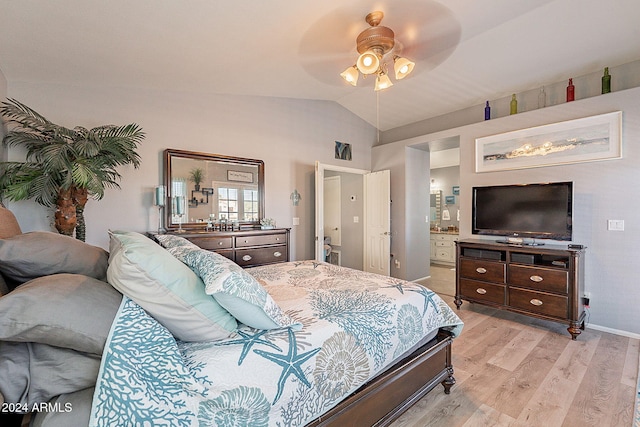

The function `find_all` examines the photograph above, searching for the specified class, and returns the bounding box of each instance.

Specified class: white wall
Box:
[5,82,376,259]
[374,86,640,337]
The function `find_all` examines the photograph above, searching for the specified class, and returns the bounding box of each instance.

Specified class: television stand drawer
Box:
[459,279,505,306]
[508,265,568,294]
[509,288,568,319]
[460,258,506,284]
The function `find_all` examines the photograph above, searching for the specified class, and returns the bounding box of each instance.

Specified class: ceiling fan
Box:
[298,1,461,91]
[340,11,415,91]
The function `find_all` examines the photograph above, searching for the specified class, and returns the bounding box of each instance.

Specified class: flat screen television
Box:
[472,181,573,244]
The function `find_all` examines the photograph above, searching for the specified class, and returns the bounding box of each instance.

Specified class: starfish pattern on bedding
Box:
[408,286,440,314]
[385,282,407,294]
[253,328,321,404]
[216,329,282,365]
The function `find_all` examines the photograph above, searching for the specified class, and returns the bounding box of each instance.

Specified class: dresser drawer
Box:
[186,236,233,250]
[509,265,568,294]
[235,233,287,248]
[509,288,567,318]
[236,245,287,267]
[460,258,506,284]
[460,279,506,305]
[435,240,453,247]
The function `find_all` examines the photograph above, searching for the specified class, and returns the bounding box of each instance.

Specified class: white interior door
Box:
[364,170,390,275]
[323,176,341,246]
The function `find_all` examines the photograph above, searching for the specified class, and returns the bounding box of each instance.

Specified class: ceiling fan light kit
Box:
[340,65,359,86]
[375,72,393,91]
[341,11,415,91]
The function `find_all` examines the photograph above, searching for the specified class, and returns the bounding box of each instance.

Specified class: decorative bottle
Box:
[538,87,546,108]
[566,78,575,102]
[602,67,611,94]
[510,94,517,115]
[484,101,491,120]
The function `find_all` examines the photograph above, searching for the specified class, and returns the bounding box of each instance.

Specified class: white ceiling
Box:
[1,0,639,131]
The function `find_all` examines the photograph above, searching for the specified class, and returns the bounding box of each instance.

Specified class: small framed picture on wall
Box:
[335,141,352,161]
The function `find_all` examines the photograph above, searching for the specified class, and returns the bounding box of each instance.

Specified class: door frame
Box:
[315,162,369,263]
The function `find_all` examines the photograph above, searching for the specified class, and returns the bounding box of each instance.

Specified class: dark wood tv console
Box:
[454,239,586,339]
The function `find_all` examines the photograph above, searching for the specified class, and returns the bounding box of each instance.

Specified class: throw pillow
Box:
[107,230,237,341]
[156,234,300,330]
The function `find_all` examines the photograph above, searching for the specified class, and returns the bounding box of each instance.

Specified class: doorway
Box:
[315,162,390,273]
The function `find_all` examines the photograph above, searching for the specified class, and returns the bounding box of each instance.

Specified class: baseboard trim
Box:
[586,323,640,340]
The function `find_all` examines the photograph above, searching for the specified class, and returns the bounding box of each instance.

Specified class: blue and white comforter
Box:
[90,261,463,426]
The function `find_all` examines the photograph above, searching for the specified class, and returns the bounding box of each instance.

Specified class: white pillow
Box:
[107,231,237,341]
[156,234,300,331]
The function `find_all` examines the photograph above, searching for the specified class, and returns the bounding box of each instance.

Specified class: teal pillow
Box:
[156,234,300,331]
[107,231,237,341]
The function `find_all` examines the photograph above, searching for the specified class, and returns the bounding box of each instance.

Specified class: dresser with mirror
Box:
[158,149,289,267]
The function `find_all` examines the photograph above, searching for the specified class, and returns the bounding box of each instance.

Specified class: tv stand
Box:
[454,239,586,340]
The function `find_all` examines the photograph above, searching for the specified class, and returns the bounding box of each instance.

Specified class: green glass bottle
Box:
[510,94,517,115]
[602,67,611,94]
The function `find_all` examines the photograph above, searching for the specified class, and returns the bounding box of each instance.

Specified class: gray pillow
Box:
[30,387,95,427]
[0,231,109,286]
[0,273,122,354]
[0,341,99,412]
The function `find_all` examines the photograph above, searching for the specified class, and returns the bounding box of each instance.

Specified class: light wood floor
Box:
[392,265,640,427]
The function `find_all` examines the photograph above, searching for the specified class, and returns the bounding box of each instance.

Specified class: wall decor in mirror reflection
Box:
[475,111,622,173]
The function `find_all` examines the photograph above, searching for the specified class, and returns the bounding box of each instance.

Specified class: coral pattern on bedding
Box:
[90,261,463,427]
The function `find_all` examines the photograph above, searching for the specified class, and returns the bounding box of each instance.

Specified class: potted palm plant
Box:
[0,98,145,241]
[189,167,204,191]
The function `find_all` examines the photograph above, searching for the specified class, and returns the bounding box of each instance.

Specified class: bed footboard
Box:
[307,330,455,427]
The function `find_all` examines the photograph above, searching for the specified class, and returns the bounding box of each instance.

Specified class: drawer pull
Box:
[530,299,543,306]
[275,237,280,241]
[218,241,224,246]
[476,288,487,295]
[273,251,282,258]
[476,267,487,274]
[242,255,252,261]
[529,275,544,282]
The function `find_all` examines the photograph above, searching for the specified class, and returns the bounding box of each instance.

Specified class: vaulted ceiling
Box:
[1,0,639,131]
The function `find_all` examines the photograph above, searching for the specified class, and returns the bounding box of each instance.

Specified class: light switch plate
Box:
[607,219,624,231]
[293,217,300,226]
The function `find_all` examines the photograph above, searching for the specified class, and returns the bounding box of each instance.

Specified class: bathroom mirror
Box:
[430,190,442,226]
[163,149,264,230]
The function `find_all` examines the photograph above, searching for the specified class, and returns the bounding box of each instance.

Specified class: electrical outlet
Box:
[394,259,400,269]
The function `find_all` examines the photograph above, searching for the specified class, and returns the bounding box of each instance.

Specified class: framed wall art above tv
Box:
[475,111,622,173]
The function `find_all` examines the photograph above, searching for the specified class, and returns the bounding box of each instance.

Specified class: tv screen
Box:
[472,182,573,242]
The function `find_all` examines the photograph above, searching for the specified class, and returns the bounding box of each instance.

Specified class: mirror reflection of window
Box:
[172,179,188,222]
[244,189,259,221]
[218,188,238,221]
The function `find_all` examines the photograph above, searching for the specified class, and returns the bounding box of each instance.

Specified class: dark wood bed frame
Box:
[307,329,455,426]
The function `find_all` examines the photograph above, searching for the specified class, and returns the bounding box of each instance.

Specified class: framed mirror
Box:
[163,149,264,230]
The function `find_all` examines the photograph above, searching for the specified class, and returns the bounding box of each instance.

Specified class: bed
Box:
[0,223,463,427]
